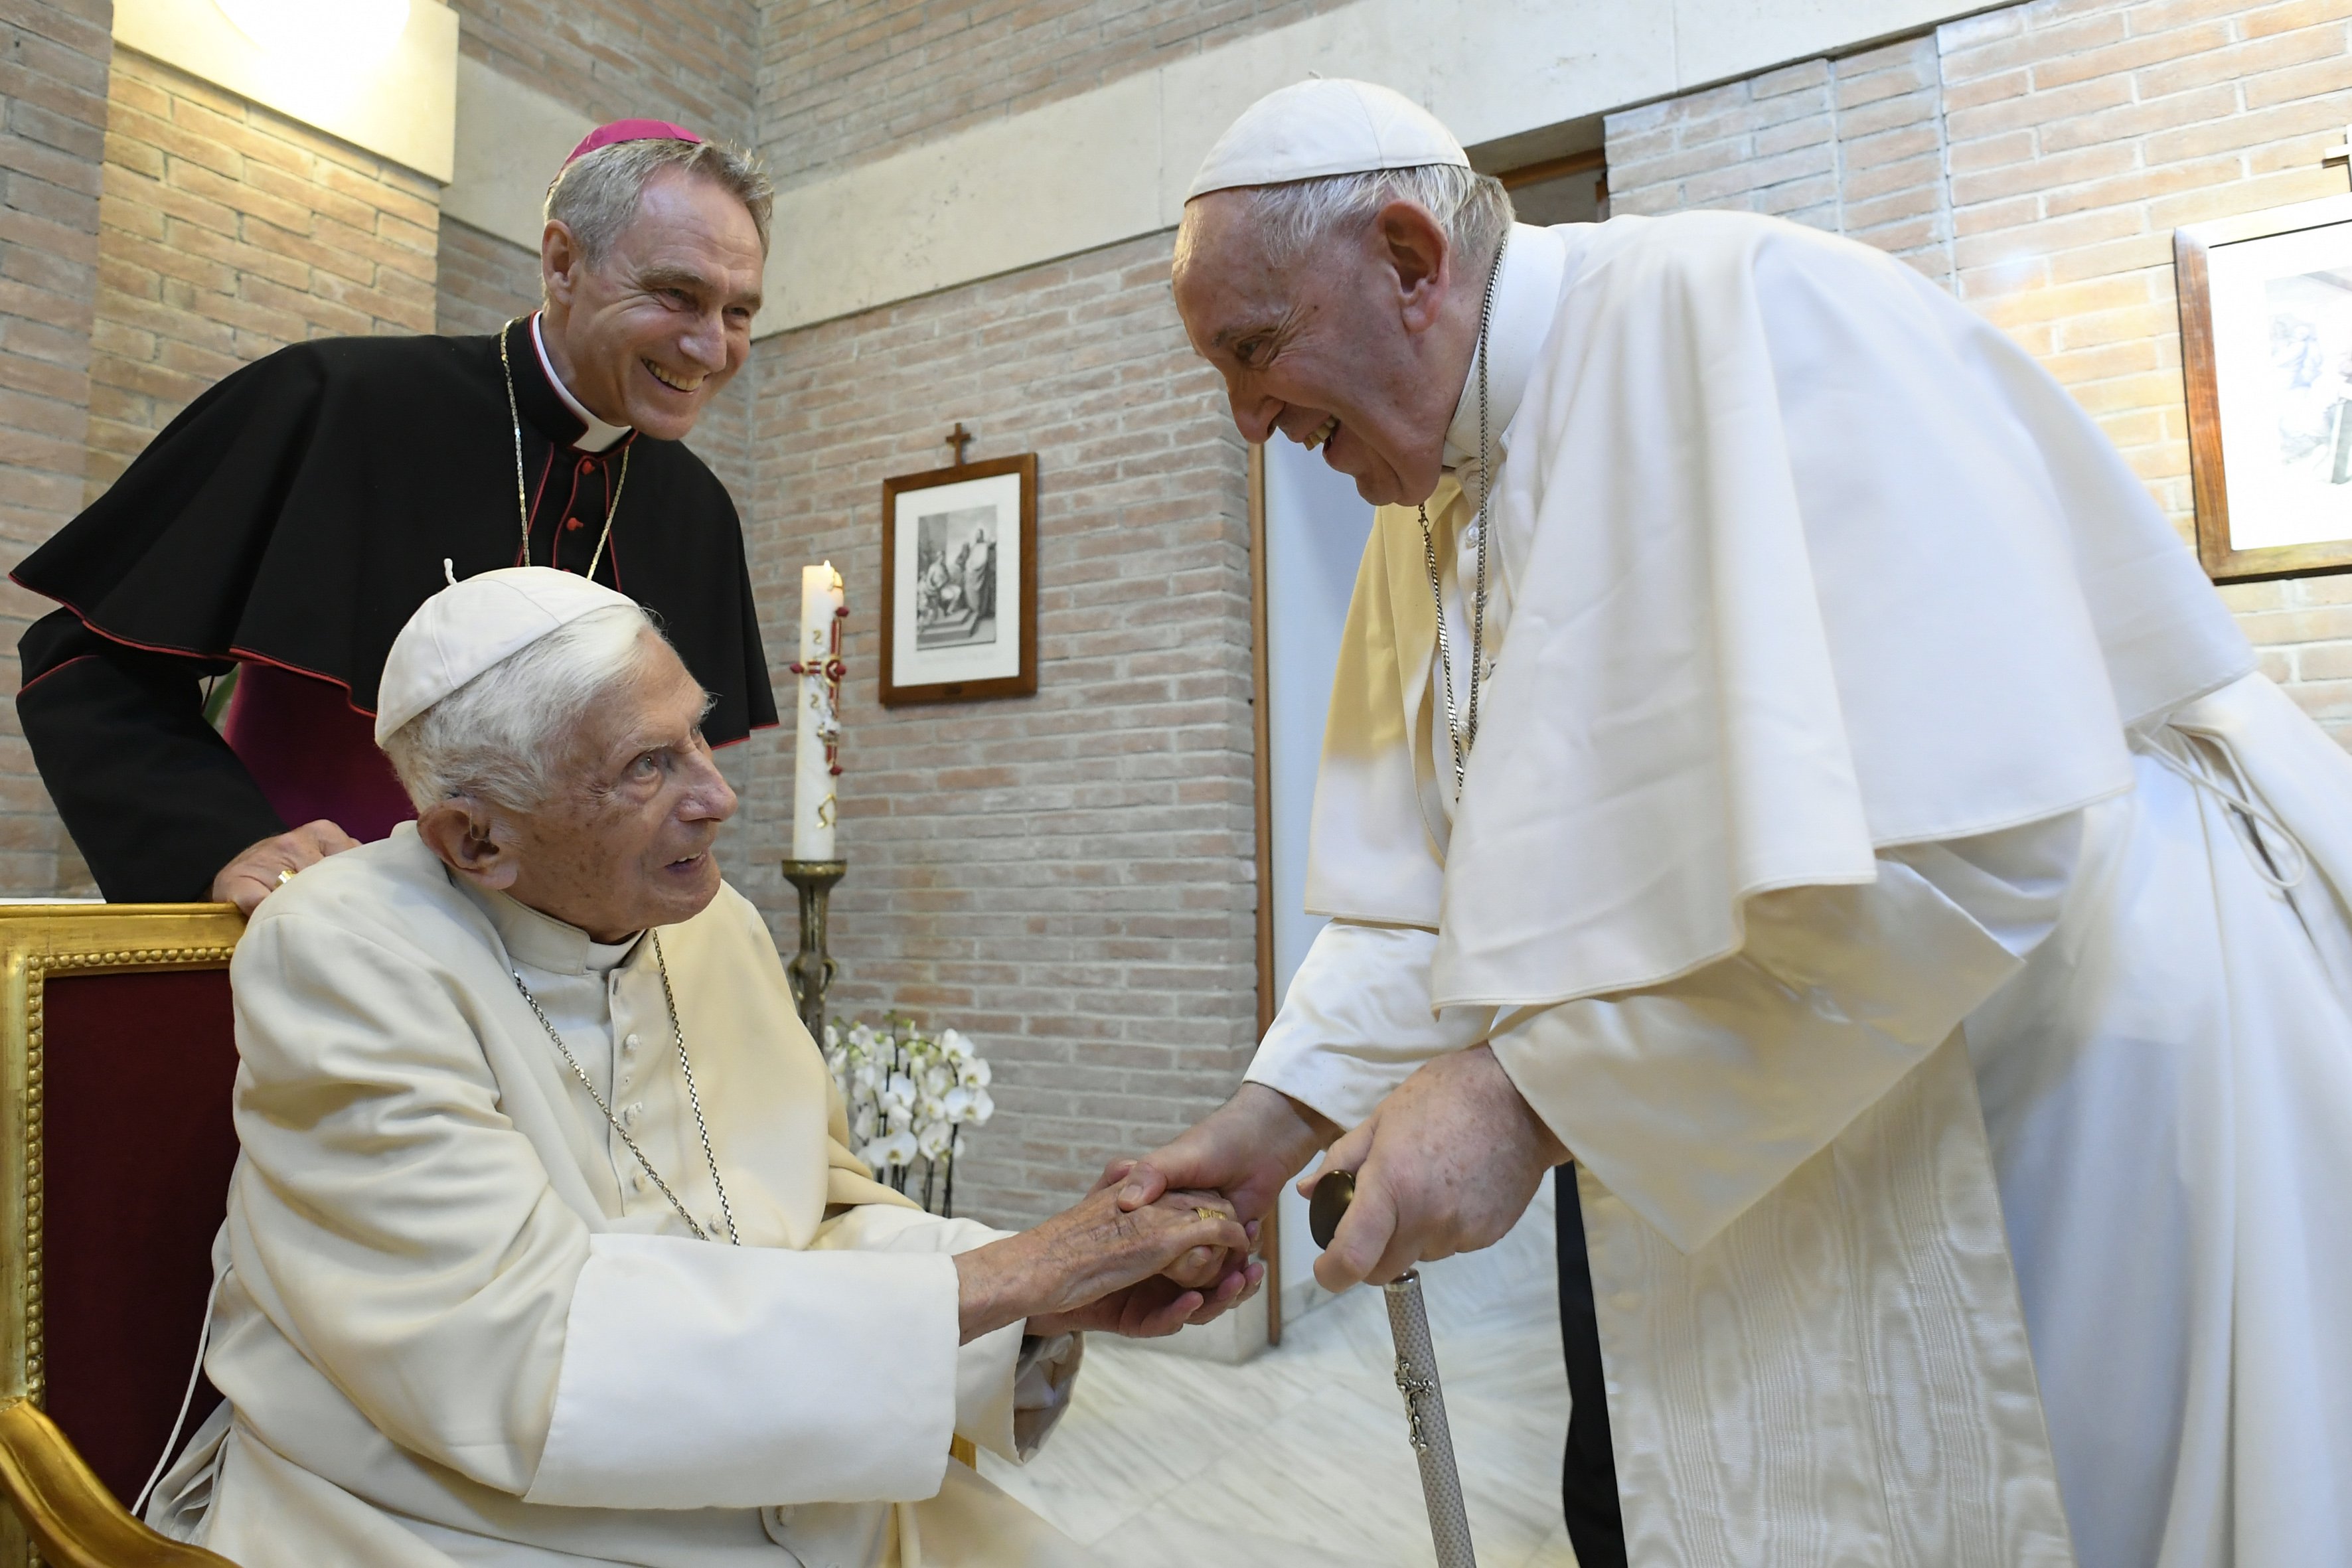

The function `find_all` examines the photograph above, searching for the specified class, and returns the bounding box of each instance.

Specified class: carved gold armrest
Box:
[0,1399,238,1567]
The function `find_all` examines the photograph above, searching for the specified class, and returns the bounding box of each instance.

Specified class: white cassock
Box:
[1253,212,2352,1568]
[146,825,1092,1568]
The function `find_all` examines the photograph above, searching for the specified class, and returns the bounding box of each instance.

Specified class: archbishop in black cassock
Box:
[15,311,775,903]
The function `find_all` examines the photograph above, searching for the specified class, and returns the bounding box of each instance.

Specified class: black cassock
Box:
[15,316,777,902]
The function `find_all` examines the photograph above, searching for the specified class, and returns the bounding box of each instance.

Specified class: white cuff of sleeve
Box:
[525,1232,958,1509]
[1010,1332,1082,1460]
[953,1316,1023,1458]
[952,1324,1083,1464]
[1248,921,1485,1129]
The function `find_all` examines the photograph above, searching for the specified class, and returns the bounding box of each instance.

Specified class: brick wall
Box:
[435,215,540,337]
[1606,0,2352,743]
[1606,39,1958,281]
[736,230,1259,1227]
[0,0,110,895]
[758,0,1353,185]
[86,49,439,496]
[450,0,755,144]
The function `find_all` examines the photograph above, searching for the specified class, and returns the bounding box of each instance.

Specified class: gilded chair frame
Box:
[0,905,245,1567]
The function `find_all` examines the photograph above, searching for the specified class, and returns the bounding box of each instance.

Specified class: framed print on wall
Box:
[880,453,1038,706]
[2177,193,2352,582]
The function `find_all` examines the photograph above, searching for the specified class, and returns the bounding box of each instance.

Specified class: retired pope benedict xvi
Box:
[146,568,1256,1568]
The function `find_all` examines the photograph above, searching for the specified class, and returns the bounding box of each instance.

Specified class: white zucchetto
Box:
[1185,78,1470,200]
[374,566,639,744]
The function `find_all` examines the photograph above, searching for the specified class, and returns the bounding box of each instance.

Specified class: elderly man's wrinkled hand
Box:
[1034,1247,1267,1340]
[212,821,362,915]
[1100,1081,1338,1293]
[955,1186,1252,1344]
[1303,1044,1566,1293]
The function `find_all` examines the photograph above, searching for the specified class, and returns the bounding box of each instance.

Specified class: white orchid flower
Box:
[916,1120,955,1161]
[959,1058,992,1089]
[965,1087,994,1125]
[939,1028,974,1062]
[864,1130,918,1170]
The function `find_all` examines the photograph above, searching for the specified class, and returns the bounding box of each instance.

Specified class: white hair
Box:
[382,605,662,814]
[544,137,774,270]
[1186,163,1514,273]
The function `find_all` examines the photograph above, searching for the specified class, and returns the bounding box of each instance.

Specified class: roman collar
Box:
[502,314,635,455]
[1441,222,1570,474]
[461,870,645,977]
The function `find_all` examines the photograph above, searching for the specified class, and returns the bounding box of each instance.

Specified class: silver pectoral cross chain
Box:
[512,932,740,1245]
[1421,236,1507,800]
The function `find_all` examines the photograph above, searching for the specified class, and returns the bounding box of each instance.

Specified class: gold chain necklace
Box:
[500,317,631,581]
[511,931,739,1245]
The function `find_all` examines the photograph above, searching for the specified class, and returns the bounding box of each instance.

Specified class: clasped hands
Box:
[1101,1045,1567,1302]
[952,1184,1263,1344]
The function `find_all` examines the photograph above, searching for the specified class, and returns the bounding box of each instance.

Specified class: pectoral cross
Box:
[2326,124,2352,189]
[945,423,974,466]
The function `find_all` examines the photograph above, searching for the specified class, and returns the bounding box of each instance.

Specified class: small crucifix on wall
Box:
[945,422,975,466]
[2325,123,2352,189]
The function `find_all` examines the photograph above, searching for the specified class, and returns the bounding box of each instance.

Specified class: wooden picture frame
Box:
[2177,193,2352,582]
[879,454,1038,706]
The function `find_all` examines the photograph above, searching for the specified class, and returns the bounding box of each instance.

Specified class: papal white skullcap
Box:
[1186,78,1469,201]
[374,566,640,745]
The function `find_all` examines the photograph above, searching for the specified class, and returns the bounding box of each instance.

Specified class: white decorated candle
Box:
[791,562,845,860]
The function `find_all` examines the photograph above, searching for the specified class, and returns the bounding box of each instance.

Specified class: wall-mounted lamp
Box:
[214,0,412,62]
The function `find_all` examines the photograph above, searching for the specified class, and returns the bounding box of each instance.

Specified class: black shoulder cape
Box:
[17,321,774,733]
[15,320,776,899]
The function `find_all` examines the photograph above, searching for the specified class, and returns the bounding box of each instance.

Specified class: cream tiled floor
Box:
[980,1184,1581,1568]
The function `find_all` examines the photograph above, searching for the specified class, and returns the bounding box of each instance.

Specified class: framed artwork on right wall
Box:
[2177,192,2352,582]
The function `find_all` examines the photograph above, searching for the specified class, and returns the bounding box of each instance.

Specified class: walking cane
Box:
[1310,1169,1477,1568]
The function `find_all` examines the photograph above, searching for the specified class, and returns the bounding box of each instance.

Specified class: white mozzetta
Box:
[755,0,1995,335]
[112,0,458,183]
[443,54,595,251]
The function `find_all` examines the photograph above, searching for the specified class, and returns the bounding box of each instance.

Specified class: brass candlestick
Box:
[780,858,846,1042]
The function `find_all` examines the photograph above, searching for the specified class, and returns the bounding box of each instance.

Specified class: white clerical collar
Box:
[1443,223,1570,471]
[463,876,644,975]
[531,313,631,454]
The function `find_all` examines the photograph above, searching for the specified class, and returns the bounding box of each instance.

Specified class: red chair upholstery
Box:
[42,967,242,1502]
[0,904,245,1563]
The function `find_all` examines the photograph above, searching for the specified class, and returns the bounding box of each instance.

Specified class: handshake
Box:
[950,1178,1263,1346]
[951,1050,1571,1345]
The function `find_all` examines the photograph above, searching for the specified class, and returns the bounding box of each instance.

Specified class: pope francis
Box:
[1118,78,2352,1568]
[143,566,1256,1568]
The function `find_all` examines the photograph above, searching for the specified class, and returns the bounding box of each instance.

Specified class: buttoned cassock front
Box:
[149,826,1087,1568]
